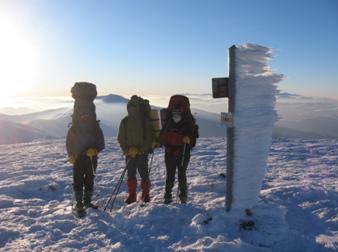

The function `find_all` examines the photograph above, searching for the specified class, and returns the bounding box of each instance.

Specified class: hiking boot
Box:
[164,197,172,204]
[125,179,137,204]
[74,202,86,217]
[75,201,84,210]
[178,181,187,204]
[74,190,83,207]
[83,190,93,207]
[85,202,98,209]
[180,196,187,204]
[141,179,151,203]
[164,191,172,204]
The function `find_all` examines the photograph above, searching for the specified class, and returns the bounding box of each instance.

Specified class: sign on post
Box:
[211,45,236,212]
[212,78,229,98]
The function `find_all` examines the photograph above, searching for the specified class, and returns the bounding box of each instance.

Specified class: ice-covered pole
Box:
[212,44,283,215]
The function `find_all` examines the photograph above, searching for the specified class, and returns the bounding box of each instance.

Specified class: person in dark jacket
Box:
[66,113,105,214]
[160,105,197,204]
[118,98,153,204]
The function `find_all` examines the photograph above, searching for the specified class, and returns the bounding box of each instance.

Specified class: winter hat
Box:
[127,99,137,108]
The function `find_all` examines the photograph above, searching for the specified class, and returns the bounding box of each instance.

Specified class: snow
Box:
[231,44,283,214]
[0,137,337,251]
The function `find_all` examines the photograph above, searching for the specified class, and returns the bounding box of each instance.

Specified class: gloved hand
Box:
[152,141,160,149]
[182,136,191,144]
[127,147,139,158]
[69,154,77,165]
[86,148,98,157]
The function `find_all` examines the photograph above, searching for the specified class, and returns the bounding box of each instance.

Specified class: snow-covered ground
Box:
[0,137,337,251]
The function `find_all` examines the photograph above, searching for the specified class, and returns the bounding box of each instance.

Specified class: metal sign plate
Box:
[212,78,229,98]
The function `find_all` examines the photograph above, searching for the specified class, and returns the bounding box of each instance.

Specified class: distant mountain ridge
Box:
[97,94,129,103]
[0,93,337,144]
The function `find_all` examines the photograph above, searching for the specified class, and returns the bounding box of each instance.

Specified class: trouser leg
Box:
[137,154,151,202]
[83,156,97,206]
[73,158,85,207]
[127,157,137,180]
[126,158,137,204]
[178,151,190,202]
[164,153,177,201]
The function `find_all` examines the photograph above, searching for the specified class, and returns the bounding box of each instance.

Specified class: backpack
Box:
[161,95,199,147]
[129,95,160,149]
[66,82,105,156]
[71,82,97,125]
[71,82,97,101]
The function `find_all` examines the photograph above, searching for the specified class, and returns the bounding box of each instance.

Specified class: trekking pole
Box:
[89,156,96,177]
[177,144,187,203]
[103,164,127,211]
[109,165,128,212]
[176,185,179,204]
[103,166,126,211]
[148,152,155,175]
[181,144,187,167]
[103,158,131,212]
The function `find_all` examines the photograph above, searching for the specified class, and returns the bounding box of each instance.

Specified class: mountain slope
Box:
[0,119,45,144]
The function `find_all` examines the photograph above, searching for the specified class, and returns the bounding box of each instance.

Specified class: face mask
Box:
[172,114,182,123]
[128,106,137,117]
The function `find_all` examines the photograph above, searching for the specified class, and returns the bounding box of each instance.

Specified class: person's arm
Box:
[117,119,128,154]
[159,128,167,146]
[66,126,76,155]
[142,119,154,152]
[95,122,105,153]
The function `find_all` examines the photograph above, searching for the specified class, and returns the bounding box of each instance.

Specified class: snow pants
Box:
[73,155,97,192]
[126,154,149,181]
[164,149,190,199]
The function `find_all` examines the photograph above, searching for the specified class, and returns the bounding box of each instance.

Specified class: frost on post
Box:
[213,44,283,215]
[231,44,282,214]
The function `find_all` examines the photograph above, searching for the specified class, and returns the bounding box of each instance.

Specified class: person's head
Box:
[127,99,138,117]
[172,108,183,123]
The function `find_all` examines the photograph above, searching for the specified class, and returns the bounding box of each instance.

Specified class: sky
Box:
[0,0,337,102]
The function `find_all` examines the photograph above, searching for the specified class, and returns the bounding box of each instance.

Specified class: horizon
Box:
[0,0,338,101]
[1,91,338,117]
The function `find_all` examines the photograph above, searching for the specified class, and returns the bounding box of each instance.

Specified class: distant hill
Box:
[97,94,129,103]
[0,119,45,144]
[1,93,338,144]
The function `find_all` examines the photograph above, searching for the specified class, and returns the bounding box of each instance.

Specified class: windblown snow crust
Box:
[231,44,283,213]
[0,138,337,251]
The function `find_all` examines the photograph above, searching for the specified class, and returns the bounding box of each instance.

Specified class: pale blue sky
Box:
[0,0,337,99]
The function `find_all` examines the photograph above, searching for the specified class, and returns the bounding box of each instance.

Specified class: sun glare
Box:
[0,14,38,99]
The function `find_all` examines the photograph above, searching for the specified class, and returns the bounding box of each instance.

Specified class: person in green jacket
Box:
[118,97,153,204]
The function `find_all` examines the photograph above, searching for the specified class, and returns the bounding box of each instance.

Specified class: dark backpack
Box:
[66,82,105,156]
[71,82,97,125]
[129,95,160,149]
[161,95,199,147]
[71,82,97,101]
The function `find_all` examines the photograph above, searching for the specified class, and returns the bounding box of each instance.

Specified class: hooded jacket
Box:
[117,100,153,154]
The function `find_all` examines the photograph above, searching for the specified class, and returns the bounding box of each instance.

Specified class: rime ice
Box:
[230,44,283,213]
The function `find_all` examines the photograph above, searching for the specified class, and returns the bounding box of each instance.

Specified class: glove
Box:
[86,148,98,157]
[152,141,160,149]
[182,136,191,144]
[127,147,139,158]
[69,154,77,165]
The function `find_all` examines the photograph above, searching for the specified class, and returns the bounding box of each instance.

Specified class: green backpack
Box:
[130,95,160,150]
